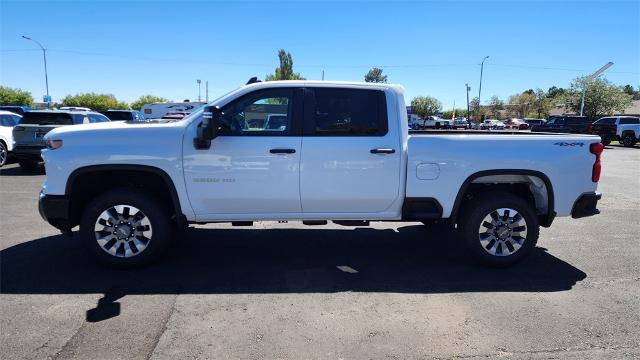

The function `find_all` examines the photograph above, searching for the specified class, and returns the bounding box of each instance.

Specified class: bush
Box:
[0,86,34,106]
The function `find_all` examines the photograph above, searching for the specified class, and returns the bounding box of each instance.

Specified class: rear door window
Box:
[620,117,640,125]
[0,114,20,126]
[306,88,388,136]
[595,118,616,125]
[20,112,73,125]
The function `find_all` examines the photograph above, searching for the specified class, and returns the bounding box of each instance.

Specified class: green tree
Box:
[265,49,305,81]
[61,93,129,112]
[507,92,535,118]
[364,67,388,83]
[442,108,469,119]
[547,86,565,98]
[488,95,504,118]
[533,88,551,118]
[567,77,633,119]
[0,86,34,106]
[130,95,168,110]
[622,84,640,100]
[411,96,442,126]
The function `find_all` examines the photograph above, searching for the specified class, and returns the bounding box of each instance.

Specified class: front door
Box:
[183,88,303,218]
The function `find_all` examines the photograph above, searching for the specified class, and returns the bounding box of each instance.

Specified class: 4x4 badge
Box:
[553,142,585,147]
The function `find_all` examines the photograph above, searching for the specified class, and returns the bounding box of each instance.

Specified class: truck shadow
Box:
[1,224,586,296]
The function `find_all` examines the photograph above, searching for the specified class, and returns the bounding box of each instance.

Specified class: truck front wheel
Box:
[80,189,174,268]
[458,191,539,267]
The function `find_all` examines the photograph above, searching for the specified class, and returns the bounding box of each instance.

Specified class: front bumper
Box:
[571,192,602,219]
[39,192,73,232]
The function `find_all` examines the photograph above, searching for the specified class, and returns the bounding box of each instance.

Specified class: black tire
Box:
[18,160,38,170]
[0,141,7,167]
[458,191,539,267]
[621,132,638,147]
[79,188,174,268]
[601,140,611,146]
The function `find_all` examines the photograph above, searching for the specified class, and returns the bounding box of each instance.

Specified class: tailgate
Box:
[13,124,60,147]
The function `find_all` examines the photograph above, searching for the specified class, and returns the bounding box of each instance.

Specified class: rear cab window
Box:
[20,112,73,125]
[305,88,388,136]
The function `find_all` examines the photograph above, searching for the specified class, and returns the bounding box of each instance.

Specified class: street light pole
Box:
[478,56,489,120]
[465,83,470,120]
[196,79,202,102]
[21,35,50,106]
[579,62,614,116]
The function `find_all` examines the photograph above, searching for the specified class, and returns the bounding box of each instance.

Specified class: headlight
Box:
[46,139,63,149]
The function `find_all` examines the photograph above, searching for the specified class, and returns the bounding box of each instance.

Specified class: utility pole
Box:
[322,70,325,80]
[196,79,202,102]
[580,62,614,116]
[205,81,209,102]
[478,56,489,120]
[21,35,50,107]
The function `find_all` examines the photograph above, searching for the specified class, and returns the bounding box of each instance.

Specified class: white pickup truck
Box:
[39,80,604,268]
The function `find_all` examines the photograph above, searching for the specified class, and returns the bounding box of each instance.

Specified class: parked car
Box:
[591,115,640,147]
[59,106,92,112]
[39,80,603,268]
[102,110,146,122]
[141,101,206,119]
[12,110,110,170]
[160,112,190,120]
[503,119,529,130]
[479,119,506,130]
[532,115,592,134]
[524,118,546,131]
[0,105,31,116]
[453,117,470,129]
[0,110,22,167]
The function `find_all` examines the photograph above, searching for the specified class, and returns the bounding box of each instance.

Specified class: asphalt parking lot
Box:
[1,145,639,360]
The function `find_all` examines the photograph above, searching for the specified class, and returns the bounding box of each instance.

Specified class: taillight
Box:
[590,142,603,182]
[46,139,63,149]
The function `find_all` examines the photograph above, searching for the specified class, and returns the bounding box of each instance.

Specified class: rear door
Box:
[299,87,401,214]
[13,112,73,148]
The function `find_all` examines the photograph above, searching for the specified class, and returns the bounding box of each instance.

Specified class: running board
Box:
[302,220,328,225]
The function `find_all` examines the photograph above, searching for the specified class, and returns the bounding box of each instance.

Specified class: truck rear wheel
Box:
[621,132,637,147]
[458,191,539,267]
[80,188,173,268]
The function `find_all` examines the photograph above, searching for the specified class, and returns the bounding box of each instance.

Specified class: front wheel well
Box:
[66,166,183,229]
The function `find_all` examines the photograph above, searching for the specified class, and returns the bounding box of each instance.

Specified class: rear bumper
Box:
[14,145,45,160]
[38,192,73,232]
[571,192,602,219]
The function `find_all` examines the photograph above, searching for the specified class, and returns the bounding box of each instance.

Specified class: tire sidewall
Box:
[460,192,539,267]
[80,189,172,268]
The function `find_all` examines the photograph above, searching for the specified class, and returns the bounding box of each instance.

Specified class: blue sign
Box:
[43,95,52,103]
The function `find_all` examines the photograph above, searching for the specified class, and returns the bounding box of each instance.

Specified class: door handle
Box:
[370,148,396,154]
[270,148,296,154]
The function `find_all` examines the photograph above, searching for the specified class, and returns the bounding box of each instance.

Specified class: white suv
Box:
[0,110,22,167]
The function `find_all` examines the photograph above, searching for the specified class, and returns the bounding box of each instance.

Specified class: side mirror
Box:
[195,105,221,149]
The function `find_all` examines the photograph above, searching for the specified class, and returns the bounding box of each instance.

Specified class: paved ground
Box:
[1,144,639,360]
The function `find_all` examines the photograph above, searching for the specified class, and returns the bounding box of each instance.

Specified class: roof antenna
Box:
[246,76,261,85]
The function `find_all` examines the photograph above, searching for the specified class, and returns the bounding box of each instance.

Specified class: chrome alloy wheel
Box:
[94,205,152,258]
[478,208,527,257]
[0,142,7,166]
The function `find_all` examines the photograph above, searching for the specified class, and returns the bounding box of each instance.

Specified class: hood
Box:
[45,119,181,139]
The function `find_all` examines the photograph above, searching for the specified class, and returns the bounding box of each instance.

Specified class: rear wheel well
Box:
[66,167,182,228]
[452,172,554,227]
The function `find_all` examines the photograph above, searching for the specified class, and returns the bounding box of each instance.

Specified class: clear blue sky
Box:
[1,0,639,109]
